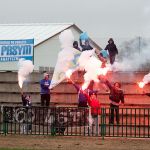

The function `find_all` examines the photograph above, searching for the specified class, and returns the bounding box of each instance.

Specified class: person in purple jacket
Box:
[40,72,51,106]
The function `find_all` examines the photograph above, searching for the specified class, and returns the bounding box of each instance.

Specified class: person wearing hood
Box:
[105,38,118,65]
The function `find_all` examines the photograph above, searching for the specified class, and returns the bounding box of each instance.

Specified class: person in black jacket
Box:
[21,92,32,107]
[21,91,32,133]
[106,80,124,124]
[99,76,124,124]
[105,38,118,65]
[80,39,93,51]
[73,41,81,51]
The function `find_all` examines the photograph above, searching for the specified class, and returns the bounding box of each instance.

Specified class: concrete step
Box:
[0,82,149,94]
[0,71,149,83]
[0,72,53,82]
[0,71,150,106]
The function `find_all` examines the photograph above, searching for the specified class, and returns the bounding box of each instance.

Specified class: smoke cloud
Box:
[18,58,34,88]
[112,38,150,71]
[143,73,150,84]
[50,29,81,89]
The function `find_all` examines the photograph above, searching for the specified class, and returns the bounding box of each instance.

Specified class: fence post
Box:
[51,107,56,136]
[101,108,106,140]
[3,107,8,135]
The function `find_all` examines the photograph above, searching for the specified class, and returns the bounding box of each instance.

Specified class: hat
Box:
[43,72,49,78]
[89,90,98,96]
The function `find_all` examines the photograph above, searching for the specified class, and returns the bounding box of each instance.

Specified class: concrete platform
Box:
[0,71,150,107]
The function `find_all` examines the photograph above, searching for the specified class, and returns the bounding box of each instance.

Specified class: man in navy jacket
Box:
[40,72,51,106]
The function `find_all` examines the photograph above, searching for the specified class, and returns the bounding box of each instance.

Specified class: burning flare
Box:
[18,59,34,89]
[97,67,109,76]
[82,82,89,91]
[66,69,73,78]
[138,82,145,88]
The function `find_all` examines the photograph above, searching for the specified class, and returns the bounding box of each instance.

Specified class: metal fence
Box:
[0,106,150,138]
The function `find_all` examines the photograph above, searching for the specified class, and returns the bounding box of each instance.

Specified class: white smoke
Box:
[55,29,80,72]
[59,29,74,49]
[78,51,110,89]
[143,73,150,84]
[18,58,34,88]
[78,49,95,70]
[50,29,81,89]
[112,38,150,71]
[51,29,110,89]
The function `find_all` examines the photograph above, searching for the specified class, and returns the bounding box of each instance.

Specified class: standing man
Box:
[99,76,124,124]
[106,80,124,124]
[105,38,118,65]
[40,72,51,106]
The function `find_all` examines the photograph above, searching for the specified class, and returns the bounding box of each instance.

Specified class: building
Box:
[0,23,101,71]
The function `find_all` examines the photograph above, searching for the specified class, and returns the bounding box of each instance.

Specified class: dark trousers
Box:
[110,54,116,65]
[110,104,119,124]
[41,94,50,106]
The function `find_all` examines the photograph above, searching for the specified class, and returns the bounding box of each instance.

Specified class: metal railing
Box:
[0,106,150,138]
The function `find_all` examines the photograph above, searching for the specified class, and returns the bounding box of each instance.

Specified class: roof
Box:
[0,23,101,49]
[0,23,73,46]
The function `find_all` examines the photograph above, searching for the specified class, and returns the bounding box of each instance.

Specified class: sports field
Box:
[0,135,150,150]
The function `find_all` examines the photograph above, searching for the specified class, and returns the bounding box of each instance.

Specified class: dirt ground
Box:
[0,135,150,150]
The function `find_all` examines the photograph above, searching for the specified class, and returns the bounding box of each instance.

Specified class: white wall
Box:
[0,27,98,71]
[32,26,82,70]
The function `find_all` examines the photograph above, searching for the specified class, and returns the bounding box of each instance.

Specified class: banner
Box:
[0,39,34,62]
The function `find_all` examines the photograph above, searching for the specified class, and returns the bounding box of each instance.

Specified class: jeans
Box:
[110,104,119,124]
[110,54,116,65]
[41,94,50,106]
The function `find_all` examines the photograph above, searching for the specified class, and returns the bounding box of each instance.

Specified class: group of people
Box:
[37,37,122,125]
[20,36,126,127]
[73,37,118,65]
[67,75,124,125]
[37,70,124,125]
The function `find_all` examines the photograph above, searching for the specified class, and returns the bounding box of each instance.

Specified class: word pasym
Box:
[1,45,32,56]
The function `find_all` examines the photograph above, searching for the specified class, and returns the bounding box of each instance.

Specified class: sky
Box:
[0,0,150,47]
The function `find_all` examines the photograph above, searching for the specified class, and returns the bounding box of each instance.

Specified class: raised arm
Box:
[68,79,80,92]
[79,39,84,48]
[98,76,112,90]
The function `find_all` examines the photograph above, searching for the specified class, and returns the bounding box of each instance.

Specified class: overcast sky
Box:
[0,0,150,47]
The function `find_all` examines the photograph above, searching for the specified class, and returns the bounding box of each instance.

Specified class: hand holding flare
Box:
[66,70,74,83]
[137,82,145,88]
